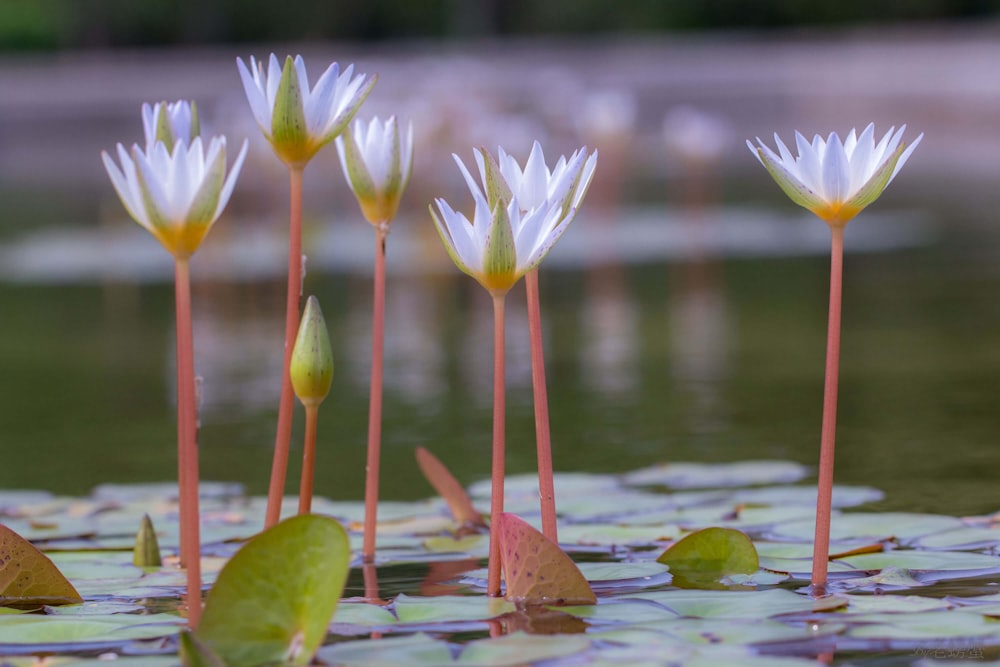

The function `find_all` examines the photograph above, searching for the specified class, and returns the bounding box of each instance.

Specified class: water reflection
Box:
[581,266,639,398]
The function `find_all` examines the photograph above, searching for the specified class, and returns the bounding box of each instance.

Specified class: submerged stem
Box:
[298,405,319,514]
[525,269,558,543]
[266,166,305,529]
[174,258,201,627]
[811,225,845,594]
[362,228,387,563]
[487,293,507,597]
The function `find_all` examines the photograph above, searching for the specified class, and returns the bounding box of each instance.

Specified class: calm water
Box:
[1,199,999,519]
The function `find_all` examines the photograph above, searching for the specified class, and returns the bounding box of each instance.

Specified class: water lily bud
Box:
[336,116,414,227]
[142,100,200,151]
[133,513,163,567]
[290,296,334,407]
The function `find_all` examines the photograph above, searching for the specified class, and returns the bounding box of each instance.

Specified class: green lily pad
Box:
[768,512,964,543]
[635,588,847,618]
[394,593,514,623]
[837,550,1000,577]
[728,484,884,508]
[331,602,398,628]
[0,612,182,643]
[657,527,759,588]
[847,609,1000,640]
[315,632,454,666]
[454,631,590,666]
[193,514,351,667]
[556,598,679,624]
[622,461,808,489]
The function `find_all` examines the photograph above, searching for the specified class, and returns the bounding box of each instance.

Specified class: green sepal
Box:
[187,143,226,228]
[846,141,907,213]
[482,202,517,293]
[271,56,308,161]
[477,147,512,210]
[340,125,376,206]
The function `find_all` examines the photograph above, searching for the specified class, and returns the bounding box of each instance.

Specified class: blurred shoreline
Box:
[1,24,998,205]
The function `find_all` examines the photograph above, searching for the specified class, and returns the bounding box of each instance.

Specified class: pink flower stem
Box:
[362,227,387,563]
[811,225,845,595]
[525,269,558,543]
[487,293,507,598]
[363,561,380,603]
[298,404,319,514]
[174,257,201,628]
[265,166,305,529]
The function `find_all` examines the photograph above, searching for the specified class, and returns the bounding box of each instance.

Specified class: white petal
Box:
[214,138,249,221]
[820,132,851,202]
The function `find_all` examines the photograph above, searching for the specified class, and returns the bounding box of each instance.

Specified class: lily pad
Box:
[496,512,596,605]
[0,522,82,606]
[656,527,759,588]
[622,461,809,489]
[315,632,454,666]
[454,631,591,666]
[193,514,351,667]
[394,593,514,623]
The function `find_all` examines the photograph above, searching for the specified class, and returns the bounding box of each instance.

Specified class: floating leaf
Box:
[496,512,595,605]
[622,460,809,489]
[0,522,82,606]
[415,446,485,528]
[635,588,847,619]
[656,527,759,588]
[455,631,591,666]
[316,632,454,666]
[394,593,513,623]
[133,514,162,567]
[0,612,181,643]
[195,514,350,667]
[180,629,226,667]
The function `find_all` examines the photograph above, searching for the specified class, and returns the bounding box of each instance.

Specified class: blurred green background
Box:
[4,0,1000,50]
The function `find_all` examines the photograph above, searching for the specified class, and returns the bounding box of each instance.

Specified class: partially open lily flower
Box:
[747,123,922,227]
[142,100,199,151]
[336,115,414,227]
[237,54,376,168]
[102,136,248,259]
[431,150,570,296]
[463,141,597,217]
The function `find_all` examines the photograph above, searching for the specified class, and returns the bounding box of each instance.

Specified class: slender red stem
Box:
[363,561,380,603]
[811,225,845,594]
[298,404,319,514]
[362,227,387,562]
[265,166,305,529]
[525,269,558,543]
[487,293,506,597]
[174,258,201,628]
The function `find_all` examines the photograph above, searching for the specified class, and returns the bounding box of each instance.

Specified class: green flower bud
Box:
[133,513,163,568]
[290,296,334,407]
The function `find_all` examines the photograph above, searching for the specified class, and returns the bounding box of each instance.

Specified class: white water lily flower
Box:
[747,123,922,226]
[336,115,414,227]
[142,100,199,151]
[237,54,376,168]
[460,140,597,218]
[431,149,573,296]
[102,136,248,259]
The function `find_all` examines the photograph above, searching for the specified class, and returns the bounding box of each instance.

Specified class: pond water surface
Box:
[1,198,998,520]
